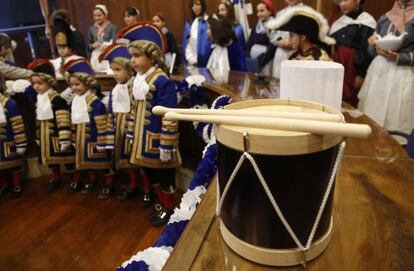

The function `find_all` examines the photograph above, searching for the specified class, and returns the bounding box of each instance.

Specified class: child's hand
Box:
[92,42,102,49]
[353,76,364,89]
[159,149,172,162]
[60,142,71,151]
[377,48,399,61]
[96,146,106,153]
[126,131,134,139]
[16,147,26,155]
[368,32,379,47]
[276,39,292,49]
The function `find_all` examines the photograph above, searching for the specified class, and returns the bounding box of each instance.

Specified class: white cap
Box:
[95,4,108,16]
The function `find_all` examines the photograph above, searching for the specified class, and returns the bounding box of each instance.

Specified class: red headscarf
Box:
[261,0,275,16]
[153,11,166,21]
[386,1,414,34]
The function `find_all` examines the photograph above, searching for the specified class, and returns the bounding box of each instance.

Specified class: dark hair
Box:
[218,1,237,25]
[208,17,236,47]
[0,33,11,49]
[49,9,70,25]
[94,7,107,16]
[124,6,139,17]
[190,0,207,20]
[0,73,5,94]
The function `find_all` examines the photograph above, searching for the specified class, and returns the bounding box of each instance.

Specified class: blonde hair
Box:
[68,72,97,88]
[111,57,133,73]
[128,40,168,73]
[31,73,57,88]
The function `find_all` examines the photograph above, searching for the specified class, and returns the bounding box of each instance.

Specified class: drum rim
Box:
[220,217,333,266]
[215,99,344,155]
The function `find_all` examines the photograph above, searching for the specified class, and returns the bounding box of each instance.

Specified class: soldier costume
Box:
[120,23,181,226]
[0,74,27,197]
[60,58,112,194]
[28,59,75,193]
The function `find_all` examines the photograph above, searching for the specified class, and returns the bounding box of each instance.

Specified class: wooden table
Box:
[164,69,414,270]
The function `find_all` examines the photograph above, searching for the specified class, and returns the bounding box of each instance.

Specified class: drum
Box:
[216,99,345,266]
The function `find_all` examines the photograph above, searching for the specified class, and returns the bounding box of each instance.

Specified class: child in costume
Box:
[49,11,85,78]
[271,0,305,79]
[0,74,27,197]
[207,16,246,71]
[125,24,181,226]
[88,4,118,52]
[358,0,414,142]
[246,0,276,76]
[267,6,335,61]
[182,0,212,67]
[217,0,247,49]
[48,9,88,58]
[28,59,75,194]
[329,0,376,107]
[60,58,113,194]
[152,12,179,71]
[98,44,140,200]
[123,7,140,26]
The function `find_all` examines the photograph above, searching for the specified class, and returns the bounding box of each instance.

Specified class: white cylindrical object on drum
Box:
[280,60,344,111]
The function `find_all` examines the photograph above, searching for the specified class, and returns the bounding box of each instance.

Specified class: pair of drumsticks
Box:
[152,106,372,139]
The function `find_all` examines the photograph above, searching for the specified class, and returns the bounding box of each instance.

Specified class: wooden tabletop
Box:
[163,68,413,270]
[165,146,414,271]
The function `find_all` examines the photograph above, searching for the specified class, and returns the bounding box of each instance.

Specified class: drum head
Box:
[215,99,344,155]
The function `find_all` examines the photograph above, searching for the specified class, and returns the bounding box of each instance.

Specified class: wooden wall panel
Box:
[57,0,393,49]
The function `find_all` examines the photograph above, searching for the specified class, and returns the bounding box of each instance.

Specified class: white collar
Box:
[38,89,52,98]
[36,89,54,120]
[78,90,91,98]
[71,90,91,124]
[0,96,6,124]
[330,11,376,35]
[207,44,230,71]
[133,68,155,100]
[112,81,131,113]
[196,14,209,22]
[140,66,157,79]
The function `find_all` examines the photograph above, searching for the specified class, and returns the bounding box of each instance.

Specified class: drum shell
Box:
[217,141,339,249]
[216,99,344,255]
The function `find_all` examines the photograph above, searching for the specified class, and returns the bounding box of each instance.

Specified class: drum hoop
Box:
[220,217,333,266]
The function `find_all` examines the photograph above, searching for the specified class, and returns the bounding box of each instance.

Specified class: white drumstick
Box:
[164,112,372,139]
[153,106,342,122]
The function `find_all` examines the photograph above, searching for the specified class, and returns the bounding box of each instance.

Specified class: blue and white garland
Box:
[117,94,232,271]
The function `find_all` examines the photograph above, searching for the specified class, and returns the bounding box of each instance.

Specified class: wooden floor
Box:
[0,175,166,271]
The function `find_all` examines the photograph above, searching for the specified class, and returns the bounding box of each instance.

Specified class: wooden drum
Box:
[215,99,345,266]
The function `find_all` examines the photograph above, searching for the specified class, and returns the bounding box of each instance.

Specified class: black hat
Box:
[27,59,56,79]
[53,18,76,49]
[266,6,335,48]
